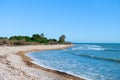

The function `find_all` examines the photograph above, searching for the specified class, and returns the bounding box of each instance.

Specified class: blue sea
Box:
[26,43,120,80]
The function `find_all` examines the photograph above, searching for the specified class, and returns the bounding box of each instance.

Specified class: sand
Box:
[0,45,84,80]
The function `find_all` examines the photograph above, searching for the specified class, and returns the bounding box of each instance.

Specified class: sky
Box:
[0,0,120,43]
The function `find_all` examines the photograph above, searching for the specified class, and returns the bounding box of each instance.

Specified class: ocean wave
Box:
[65,51,120,63]
[72,44,105,51]
[104,49,120,52]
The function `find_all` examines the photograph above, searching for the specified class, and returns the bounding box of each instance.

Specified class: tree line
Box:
[0,33,71,45]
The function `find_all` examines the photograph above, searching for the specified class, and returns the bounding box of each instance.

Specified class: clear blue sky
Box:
[0,0,120,43]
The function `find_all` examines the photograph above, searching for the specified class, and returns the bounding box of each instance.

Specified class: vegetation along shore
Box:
[0,33,71,46]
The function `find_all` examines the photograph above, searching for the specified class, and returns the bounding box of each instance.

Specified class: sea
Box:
[26,43,120,80]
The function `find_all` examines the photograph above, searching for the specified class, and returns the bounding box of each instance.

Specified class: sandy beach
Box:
[0,45,84,80]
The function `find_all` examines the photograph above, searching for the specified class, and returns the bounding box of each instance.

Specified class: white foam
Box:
[31,60,91,80]
[72,44,104,51]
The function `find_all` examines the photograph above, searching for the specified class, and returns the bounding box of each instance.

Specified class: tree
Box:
[31,34,41,42]
[58,35,66,43]
[24,36,31,42]
[0,33,69,45]
[48,38,57,44]
[31,33,48,43]
[0,37,8,39]
[9,36,31,42]
[40,33,44,37]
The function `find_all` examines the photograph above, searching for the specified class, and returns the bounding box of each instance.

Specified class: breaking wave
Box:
[72,44,105,51]
[64,51,120,63]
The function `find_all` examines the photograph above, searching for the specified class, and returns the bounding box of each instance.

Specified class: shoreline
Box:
[0,44,85,80]
[18,46,84,80]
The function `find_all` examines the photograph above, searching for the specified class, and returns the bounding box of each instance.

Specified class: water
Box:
[26,43,120,80]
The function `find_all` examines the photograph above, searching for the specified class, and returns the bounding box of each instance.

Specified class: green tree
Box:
[48,38,57,44]
[31,33,48,43]
[58,35,66,43]
[40,33,44,37]
[0,37,8,39]
[31,34,41,42]
[24,36,31,42]
[2,33,69,45]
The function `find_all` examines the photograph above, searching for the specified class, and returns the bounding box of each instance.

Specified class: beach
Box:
[0,45,84,80]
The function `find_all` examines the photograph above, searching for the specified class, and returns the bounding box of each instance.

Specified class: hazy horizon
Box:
[0,0,120,43]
